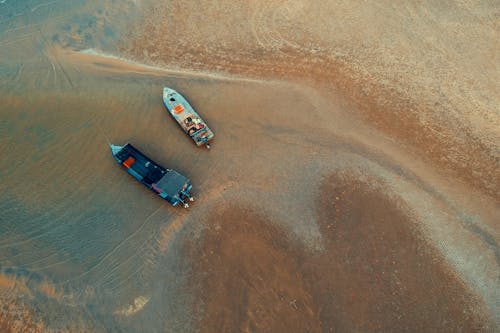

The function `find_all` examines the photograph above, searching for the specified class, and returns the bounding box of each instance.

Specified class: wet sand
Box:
[118,1,499,330]
[121,1,500,200]
[0,0,499,332]
[187,175,491,332]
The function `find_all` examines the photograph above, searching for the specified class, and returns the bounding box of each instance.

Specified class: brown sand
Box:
[0,302,44,333]
[121,1,500,200]
[115,3,500,328]
[1,1,498,331]
[187,207,320,333]
[187,175,493,333]
[0,275,42,333]
[2,45,497,330]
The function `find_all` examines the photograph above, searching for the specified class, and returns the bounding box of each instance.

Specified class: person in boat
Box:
[185,116,205,136]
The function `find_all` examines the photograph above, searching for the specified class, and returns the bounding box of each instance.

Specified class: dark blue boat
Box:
[110,143,194,208]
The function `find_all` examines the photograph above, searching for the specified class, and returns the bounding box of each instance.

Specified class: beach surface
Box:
[0,1,498,332]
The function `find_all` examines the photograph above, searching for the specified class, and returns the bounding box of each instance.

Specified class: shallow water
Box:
[1,1,498,332]
[0,3,323,330]
[0,2,191,331]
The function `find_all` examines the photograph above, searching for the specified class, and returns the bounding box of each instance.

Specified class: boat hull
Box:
[110,143,194,208]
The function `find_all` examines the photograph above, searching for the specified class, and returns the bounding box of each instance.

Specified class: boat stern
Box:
[155,170,194,208]
[179,183,194,207]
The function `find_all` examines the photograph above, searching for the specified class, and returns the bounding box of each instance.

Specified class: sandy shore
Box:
[0,0,498,331]
[186,175,492,332]
[115,1,499,330]
[120,0,499,200]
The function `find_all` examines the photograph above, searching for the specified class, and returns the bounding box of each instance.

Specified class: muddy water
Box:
[1,1,499,332]
[0,1,194,331]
